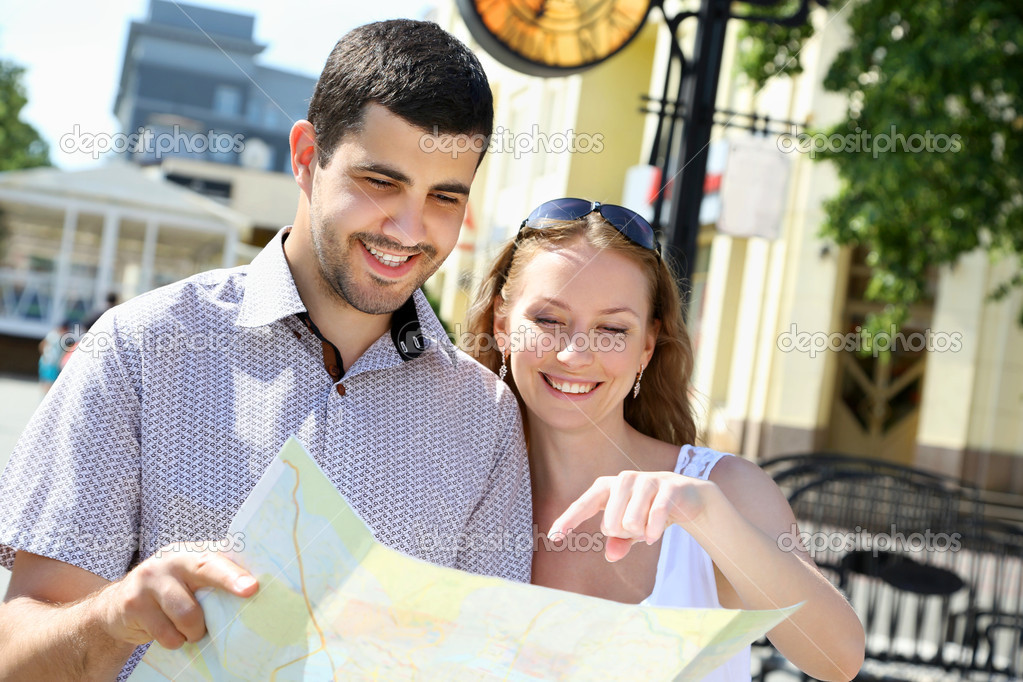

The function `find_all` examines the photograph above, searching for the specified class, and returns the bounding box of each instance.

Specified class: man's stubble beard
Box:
[309,216,440,315]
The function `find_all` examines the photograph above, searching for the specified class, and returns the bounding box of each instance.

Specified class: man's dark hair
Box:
[307,19,494,167]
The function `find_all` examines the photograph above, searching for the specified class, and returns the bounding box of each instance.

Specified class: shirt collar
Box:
[235,226,450,365]
[235,226,307,328]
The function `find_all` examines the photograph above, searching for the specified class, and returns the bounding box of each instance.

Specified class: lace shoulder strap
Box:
[676,445,731,481]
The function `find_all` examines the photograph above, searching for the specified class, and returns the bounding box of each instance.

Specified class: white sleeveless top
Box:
[640,445,752,682]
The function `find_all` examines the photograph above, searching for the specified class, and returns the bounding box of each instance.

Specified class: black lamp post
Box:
[646,0,823,318]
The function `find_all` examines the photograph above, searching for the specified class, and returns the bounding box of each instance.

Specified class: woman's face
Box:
[495,238,658,434]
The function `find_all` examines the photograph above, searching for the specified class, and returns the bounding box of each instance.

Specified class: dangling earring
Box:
[633,364,644,398]
[499,350,508,381]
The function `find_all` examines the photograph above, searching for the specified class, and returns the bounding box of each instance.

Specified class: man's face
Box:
[306,103,481,314]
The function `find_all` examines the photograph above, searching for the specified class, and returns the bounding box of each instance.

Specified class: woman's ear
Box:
[492,295,508,348]
[643,318,661,367]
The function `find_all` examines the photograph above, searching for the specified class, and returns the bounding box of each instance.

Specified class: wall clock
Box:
[457,0,653,77]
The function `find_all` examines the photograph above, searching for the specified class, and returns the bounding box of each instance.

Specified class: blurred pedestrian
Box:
[37,319,69,393]
[82,292,118,332]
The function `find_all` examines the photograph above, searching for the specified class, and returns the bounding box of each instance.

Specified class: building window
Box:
[213,85,242,117]
[246,99,262,125]
[263,105,280,129]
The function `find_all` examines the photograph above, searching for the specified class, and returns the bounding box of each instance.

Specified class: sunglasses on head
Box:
[518,198,661,254]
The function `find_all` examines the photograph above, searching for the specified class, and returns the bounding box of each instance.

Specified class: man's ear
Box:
[290,120,318,199]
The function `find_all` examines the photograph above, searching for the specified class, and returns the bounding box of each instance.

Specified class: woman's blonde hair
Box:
[463,213,697,447]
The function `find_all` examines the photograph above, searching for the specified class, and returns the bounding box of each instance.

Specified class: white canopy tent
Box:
[0,163,252,337]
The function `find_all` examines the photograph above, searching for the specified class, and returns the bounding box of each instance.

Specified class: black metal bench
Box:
[752,452,1022,681]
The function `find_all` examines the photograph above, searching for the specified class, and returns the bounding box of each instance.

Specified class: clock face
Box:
[457,0,652,77]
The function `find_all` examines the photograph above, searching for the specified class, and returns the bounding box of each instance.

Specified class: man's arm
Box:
[0,552,124,680]
[0,549,258,681]
[455,388,533,582]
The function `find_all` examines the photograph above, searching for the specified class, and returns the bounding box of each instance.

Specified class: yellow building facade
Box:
[430,3,1023,493]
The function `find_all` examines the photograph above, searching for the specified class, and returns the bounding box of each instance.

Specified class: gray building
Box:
[114,0,316,178]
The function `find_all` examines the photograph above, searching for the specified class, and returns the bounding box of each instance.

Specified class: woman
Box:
[464,198,864,681]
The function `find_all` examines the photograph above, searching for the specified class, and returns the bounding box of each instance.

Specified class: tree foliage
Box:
[736,1,815,91]
[739,0,1023,327]
[0,59,50,171]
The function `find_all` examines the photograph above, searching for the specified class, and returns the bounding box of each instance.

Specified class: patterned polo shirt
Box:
[0,227,532,679]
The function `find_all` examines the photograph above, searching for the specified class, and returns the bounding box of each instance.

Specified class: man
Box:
[0,20,530,680]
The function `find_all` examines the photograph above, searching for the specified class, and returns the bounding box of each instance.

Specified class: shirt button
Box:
[336,383,346,396]
[327,365,340,379]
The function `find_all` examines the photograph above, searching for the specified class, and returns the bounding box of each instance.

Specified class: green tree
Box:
[736,1,814,90]
[0,59,50,260]
[0,59,50,171]
[740,0,1023,328]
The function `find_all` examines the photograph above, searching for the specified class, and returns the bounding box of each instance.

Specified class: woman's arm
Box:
[548,458,864,682]
[699,456,864,681]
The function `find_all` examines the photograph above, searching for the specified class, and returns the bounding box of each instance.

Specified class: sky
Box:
[0,0,436,169]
